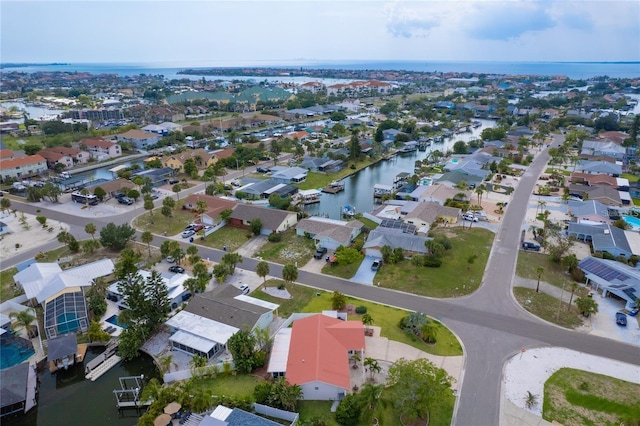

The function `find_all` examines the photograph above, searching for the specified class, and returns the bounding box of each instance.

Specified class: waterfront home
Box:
[363,227,430,258]
[13,259,115,339]
[228,204,298,235]
[115,129,161,150]
[47,334,80,372]
[107,269,190,311]
[206,405,283,426]
[91,178,135,199]
[163,148,218,172]
[296,189,322,205]
[409,183,465,205]
[403,201,461,230]
[39,146,90,168]
[132,167,175,187]
[0,363,37,418]
[166,285,278,360]
[37,149,74,170]
[295,216,363,250]
[298,81,326,94]
[237,179,298,200]
[79,138,122,160]
[567,200,612,224]
[0,154,47,181]
[267,313,364,400]
[578,256,640,310]
[269,166,308,184]
[373,183,394,199]
[437,170,485,189]
[567,222,640,259]
[298,156,344,172]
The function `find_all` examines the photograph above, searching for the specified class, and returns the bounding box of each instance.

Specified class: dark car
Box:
[371,259,382,271]
[118,197,133,205]
[256,167,269,173]
[522,241,541,251]
[615,312,627,326]
[169,266,185,274]
[314,247,328,259]
[169,178,179,185]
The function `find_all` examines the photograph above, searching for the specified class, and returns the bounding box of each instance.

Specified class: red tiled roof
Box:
[213,148,235,159]
[0,154,46,170]
[286,314,364,389]
[0,149,15,159]
[81,138,117,148]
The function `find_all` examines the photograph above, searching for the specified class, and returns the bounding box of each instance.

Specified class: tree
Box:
[282,263,298,285]
[331,291,347,311]
[9,309,36,338]
[256,261,269,283]
[0,197,11,214]
[41,183,62,203]
[143,195,155,220]
[575,296,598,317]
[93,186,106,201]
[524,391,538,409]
[82,239,100,255]
[127,189,140,202]
[335,394,361,425]
[358,383,383,423]
[87,320,110,342]
[100,223,136,251]
[192,261,209,282]
[536,266,544,293]
[386,358,453,422]
[227,328,257,374]
[81,223,97,242]
[36,215,47,227]
[249,218,262,236]
[421,321,438,344]
[172,183,182,200]
[162,196,176,209]
[221,252,243,274]
[364,357,382,381]
[158,354,178,375]
[467,254,478,270]
[161,205,173,218]
[141,231,153,258]
[453,140,467,154]
[189,354,207,375]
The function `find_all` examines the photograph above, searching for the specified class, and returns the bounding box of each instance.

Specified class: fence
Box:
[253,403,299,425]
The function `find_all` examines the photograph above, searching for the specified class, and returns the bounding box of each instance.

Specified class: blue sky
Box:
[2,1,639,64]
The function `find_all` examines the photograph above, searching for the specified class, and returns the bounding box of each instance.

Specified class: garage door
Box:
[366,248,382,258]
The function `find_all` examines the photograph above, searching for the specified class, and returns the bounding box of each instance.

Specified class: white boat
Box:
[297,189,321,205]
[342,205,356,217]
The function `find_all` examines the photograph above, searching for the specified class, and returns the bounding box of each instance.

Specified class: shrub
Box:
[277,283,285,290]
[355,306,367,314]
[570,267,585,282]
[268,233,282,242]
[602,251,615,260]
[335,394,361,425]
[253,381,272,404]
[253,350,267,368]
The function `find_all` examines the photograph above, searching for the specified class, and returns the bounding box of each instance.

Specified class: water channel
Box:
[304,119,496,219]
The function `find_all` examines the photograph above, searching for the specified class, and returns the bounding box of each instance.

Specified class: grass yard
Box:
[621,172,639,183]
[298,401,341,426]
[133,204,196,236]
[197,225,250,252]
[375,227,494,298]
[321,254,363,279]
[34,245,71,263]
[517,251,577,289]
[543,368,640,426]
[251,280,319,318]
[355,215,379,230]
[255,229,316,264]
[302,292,462,356]
[0,267,20,303]
[191,374,263,397]
[295,159,375,190]
[513,288,586,329]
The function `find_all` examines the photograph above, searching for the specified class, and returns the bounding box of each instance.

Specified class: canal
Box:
[5,348,160,426]
[304,119,496,218]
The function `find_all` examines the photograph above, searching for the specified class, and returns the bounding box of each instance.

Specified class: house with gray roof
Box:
[575,160,622,177]
[567,223,640,258]
[568,184,622,206]
[581,140,626,159]
[436,170,485,188]
[299,156,344,172]
[578,256,640,309]
[1,363,37,418]
[237,179,297,200]
[567,200,611,224]
[296,217,363,250]
[166,285,279,360]
[443,151,494,180]
[269,166,308,184]
[363,227,430,258]
[202,405,283,426]
[228,204,297,235]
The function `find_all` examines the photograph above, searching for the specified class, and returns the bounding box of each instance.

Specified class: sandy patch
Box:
[0,212,69,262]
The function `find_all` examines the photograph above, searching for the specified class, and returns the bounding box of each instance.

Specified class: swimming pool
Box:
[623,216,640,228]
[451,158,459,164]
[105,314,126,329]
[0,335,35,370]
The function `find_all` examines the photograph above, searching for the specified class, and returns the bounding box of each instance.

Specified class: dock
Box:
[85,340,119,381]
[114,375,152,413]
[322,181,345,194]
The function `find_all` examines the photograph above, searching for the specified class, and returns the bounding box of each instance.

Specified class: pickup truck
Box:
[313,247,328,259]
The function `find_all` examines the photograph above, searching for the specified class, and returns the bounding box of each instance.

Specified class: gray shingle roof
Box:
[47,334,78,361]
[364,227,429,254]
[568,200,610,219]
[230,204,294,230]
[1,363,29,408]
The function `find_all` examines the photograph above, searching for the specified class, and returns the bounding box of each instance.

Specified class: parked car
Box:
[169,178,179,184]
[239,284,250,295]
[181,229,196,238]
[118,197,133,205]
[165,256,175,263]
[629,308,639,317]
[463,213,478,222]
[181,292,192,301]
[371,259,382,271]
[522,241,541,251]
[314,247,328,259]
[192,224,204,232]
[256,167,269,173]
[615,312,627,326]
[169,266,185,273]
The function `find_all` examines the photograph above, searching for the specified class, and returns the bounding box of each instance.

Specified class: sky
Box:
[1,0,639,65]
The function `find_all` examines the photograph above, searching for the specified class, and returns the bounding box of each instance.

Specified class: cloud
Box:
[466,2,555,40]
[385,1,440,38]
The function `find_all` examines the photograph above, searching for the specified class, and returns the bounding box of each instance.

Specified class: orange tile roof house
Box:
[0,155,47,180]
[268,313,365,400]
[79,138,122,160]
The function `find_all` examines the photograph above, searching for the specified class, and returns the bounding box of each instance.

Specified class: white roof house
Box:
[166,311,239,353]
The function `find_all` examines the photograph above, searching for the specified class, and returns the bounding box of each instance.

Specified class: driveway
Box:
[588,294,640,345]
[237,235,269,257]
[351,255,379,285]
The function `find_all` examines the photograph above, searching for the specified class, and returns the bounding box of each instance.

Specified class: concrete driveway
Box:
[589,294,640,345]
[237,235,268,257]
[351,255,379,285]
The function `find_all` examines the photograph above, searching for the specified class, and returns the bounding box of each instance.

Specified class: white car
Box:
[463,213,479,222]
[239,284,250,295]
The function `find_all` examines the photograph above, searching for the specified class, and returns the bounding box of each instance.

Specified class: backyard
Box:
[374,227,494,297]
[254,229,316,264]
[543,368,640,426]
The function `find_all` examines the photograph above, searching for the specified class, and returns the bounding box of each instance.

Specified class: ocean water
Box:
[3,60,639,80]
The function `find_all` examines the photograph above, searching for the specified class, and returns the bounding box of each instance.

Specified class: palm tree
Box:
[84,223,97,240]
[351,351,361,368]
[361,313,374,335]
[475,186,484,206]
[536,266,544,293]
[157,354,178,375]
[358,383,383,422]
[141,231,153,258]
[567,282,578,309]
[9,309,36,338]
[364,357,381,381]
[189,354,208,375]
[524,391,538,409]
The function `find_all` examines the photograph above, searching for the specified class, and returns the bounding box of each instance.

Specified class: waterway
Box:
[304,119,496,219]
[4,348,160,426]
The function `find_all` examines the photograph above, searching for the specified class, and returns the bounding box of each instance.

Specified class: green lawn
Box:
[197,225,250,252]
[321,254,363,279]
[133,203,196,236]
[251,280,320,318]
[298,401,340,426]
[543,368,640,426]
[513,287,586,329]
[255,229,316,264]
[517,251,578,289]
[355,215,379,230]
[295,158,375,190]
[0,267,20,303]
[374,227,494,298]
[34,246,71,263]
[621,172,639,183]
[191,374,263,397]
[302,292,463,356]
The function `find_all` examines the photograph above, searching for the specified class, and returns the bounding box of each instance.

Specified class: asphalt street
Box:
[3,144,639,425]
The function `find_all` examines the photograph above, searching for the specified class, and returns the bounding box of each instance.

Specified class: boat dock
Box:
[114,375,152,412]
[85,341,120,381]
[322,181,345,194]
[48,343,88,373]
[297,189,321,204]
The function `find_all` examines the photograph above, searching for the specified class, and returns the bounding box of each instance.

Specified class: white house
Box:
[295,217,363,250]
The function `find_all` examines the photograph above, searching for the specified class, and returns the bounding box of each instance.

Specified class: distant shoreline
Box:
[0,62,68,69]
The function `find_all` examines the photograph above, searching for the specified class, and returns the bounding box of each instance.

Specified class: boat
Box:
[297,189,321,204]
[342,205,356,218]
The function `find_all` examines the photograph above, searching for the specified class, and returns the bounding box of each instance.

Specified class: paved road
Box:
[3,143,639,425]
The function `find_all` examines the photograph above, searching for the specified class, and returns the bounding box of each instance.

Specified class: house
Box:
[13,259,115,339]
[183,194,237,224]
[79,138,122,160]
[575,160,622,177]
[47,334,79,371]
[298,81,326,94]
[141,122,184,135]
[581,140,626,159]
[0,363,37,418]
[568,184,622,206]
[437,170,485,188]
[566,223,640,258]
[132,167,175,187]
[0,154,47,181]
[269,166,308,184]
[406,184,463,205]
[37,149,74,169]
[116,129,161,150]
[164,148,218,172]
[228,204,297,235]
[567,200,611,224]
[107,269,190,311]
[578,256,640,310]
[295,217,363,250]
[90,178,135,199]
[403,201,461,230]
[204,405,283,426]
[39,146,90,168]
[443,151,494,181]
[363,227,430,258]
[235,179,298,200]
[267,313,364,400]
[166,285,278,360]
